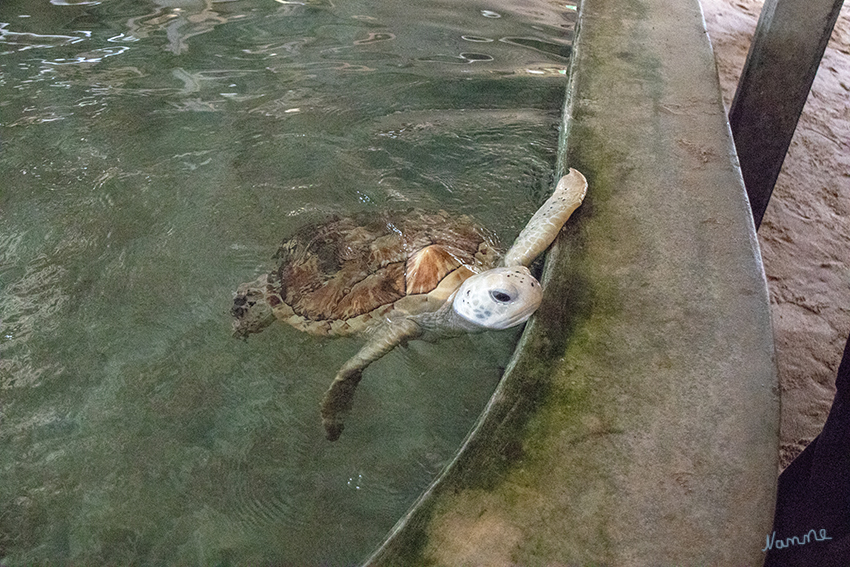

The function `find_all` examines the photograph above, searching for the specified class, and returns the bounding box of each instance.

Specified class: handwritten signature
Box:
[763,528,832,552]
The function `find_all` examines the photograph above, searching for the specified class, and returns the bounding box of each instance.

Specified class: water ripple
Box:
[50,0,102,5]
[43,45,130,65]
[0,23,88,51]
[0,253,69,388]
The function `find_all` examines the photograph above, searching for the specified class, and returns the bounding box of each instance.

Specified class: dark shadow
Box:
[764,330,850,566]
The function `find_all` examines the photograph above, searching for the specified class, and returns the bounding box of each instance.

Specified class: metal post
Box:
[728,0,844,228]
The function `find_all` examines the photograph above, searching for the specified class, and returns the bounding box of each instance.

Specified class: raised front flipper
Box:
[503,168,588,268]
[320,318,422,441]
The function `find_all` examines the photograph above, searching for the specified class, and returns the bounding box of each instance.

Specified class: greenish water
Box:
[0,0,574,564]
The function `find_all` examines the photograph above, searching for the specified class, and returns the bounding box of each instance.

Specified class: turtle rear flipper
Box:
[320,318,422,440]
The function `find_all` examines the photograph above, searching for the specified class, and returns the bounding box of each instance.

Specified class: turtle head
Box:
[231,275,277,338]
[452,266,543,330]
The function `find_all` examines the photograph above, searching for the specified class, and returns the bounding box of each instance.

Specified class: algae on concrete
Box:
[363,0,779,564]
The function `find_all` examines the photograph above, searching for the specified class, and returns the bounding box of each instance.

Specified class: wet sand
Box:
[700,0,850,468]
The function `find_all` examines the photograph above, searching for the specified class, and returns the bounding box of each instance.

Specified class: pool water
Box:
[0,0,575,564]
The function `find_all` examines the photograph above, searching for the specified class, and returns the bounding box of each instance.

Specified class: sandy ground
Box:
[700,0,850,469]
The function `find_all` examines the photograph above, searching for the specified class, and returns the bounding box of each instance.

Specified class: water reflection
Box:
[124,0,232,54]
[44,44,128,64]
[0,22,87,51]
[0,0,576,564]
[50,0,103,5]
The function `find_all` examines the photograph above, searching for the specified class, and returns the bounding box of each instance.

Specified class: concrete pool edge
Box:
[363,0,780,563]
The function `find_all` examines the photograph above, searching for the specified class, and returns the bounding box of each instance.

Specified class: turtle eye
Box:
[490,290,513,303]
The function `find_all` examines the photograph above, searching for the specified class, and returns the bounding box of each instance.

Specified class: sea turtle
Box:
[232,168,588,440]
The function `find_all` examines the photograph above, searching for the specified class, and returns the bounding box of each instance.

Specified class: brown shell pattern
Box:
[272,210,493,322]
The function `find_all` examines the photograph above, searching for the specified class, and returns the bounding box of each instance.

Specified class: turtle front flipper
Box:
[320,318,422,441]
[503,168,588,268]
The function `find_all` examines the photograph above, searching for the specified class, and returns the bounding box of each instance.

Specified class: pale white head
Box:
[452,266,544,330]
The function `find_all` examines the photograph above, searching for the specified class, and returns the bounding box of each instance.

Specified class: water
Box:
[0,0,575,564]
